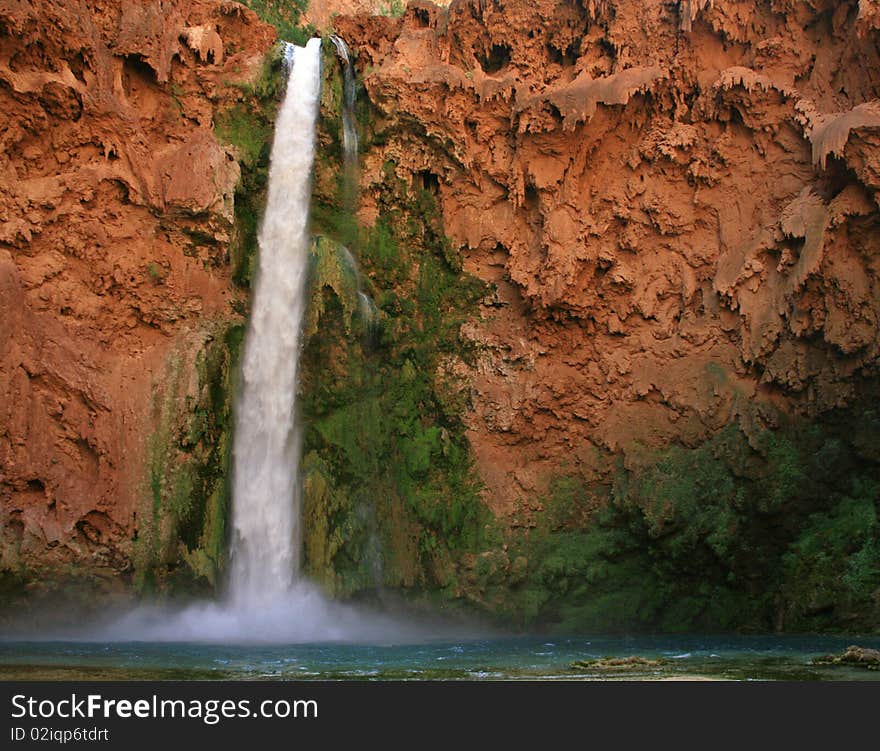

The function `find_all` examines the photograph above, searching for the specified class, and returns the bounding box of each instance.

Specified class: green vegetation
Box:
[379,0,406,18]
[502,415,880,633]
[146,262,164,284]
[300,209,492,597]
[239,0,314,45]
[298,33,880,633]
[133,322,245,594]
[303,235,361,339]
[781,491,879,629]
[300,53,494,598]
[213,29,878,636]
[214,51,287,287]
[215,104,272,170]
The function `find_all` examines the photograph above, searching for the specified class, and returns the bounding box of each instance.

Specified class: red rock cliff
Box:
[0,0,274,593]
[2,0,880,608]
[333,0,880,517]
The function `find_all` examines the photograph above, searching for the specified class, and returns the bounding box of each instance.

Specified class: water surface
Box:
[1,635,878,681]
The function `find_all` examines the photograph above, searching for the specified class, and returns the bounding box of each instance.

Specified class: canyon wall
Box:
[306,0,880,630]
[0,0,275,610]
[1,0,878,631]
[334,0,880,515]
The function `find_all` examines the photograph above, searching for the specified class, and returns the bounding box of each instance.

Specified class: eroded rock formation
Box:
[1,0,879,630]
[0,0,274,598]
[334,0,880,517]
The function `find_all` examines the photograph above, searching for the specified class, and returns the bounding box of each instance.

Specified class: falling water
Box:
[329,35,358,163]
[357,291,378,330]
[228,38,322,603]
[89,38,461,643]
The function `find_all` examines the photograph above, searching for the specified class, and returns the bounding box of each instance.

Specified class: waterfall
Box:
[95,38,439,643]
[330,35,358,163]
[330,35,359,214]
[358,291,378,330]
[228,38,322,603]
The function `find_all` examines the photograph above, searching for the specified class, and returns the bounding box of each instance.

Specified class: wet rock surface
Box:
[813,645,880,670]
[0,0,274,590]
[571,655,668,671]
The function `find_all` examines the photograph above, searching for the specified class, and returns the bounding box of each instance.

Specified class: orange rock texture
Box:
[0,0,274,587]
[2,0,880,596]
[333,0,880,517]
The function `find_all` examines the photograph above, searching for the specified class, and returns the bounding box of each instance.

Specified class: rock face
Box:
[2,0,880,629]
[334,0,880,516]
[0,0,274,596]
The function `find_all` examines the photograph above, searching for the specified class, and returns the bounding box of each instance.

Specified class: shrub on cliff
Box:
[241,0,313,45]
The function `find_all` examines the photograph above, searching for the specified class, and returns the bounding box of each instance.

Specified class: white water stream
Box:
[227,39,319,603]
[93,39,438,643]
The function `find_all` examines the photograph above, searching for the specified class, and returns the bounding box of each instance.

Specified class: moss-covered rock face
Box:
[502,409,880,634]
[301,45,495,603]
[133,321,245,595]
[303,236,362,340]
[301,201,495,600]
[238,0,313,45]
[215,49,288,290]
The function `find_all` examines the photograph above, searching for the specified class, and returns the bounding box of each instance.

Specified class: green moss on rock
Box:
[300,66,494,602]
[300,33,880,636]
[134,320,244,595]
[500,412,880,634]
[215,50,287,289]
[239,0,313,45]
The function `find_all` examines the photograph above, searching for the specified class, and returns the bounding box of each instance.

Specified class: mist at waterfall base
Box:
[80,39,467,646]
[93,583,456,644]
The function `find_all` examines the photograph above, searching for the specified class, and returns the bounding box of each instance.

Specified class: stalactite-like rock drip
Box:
[0,0,275,592]
[332,0,880,513]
